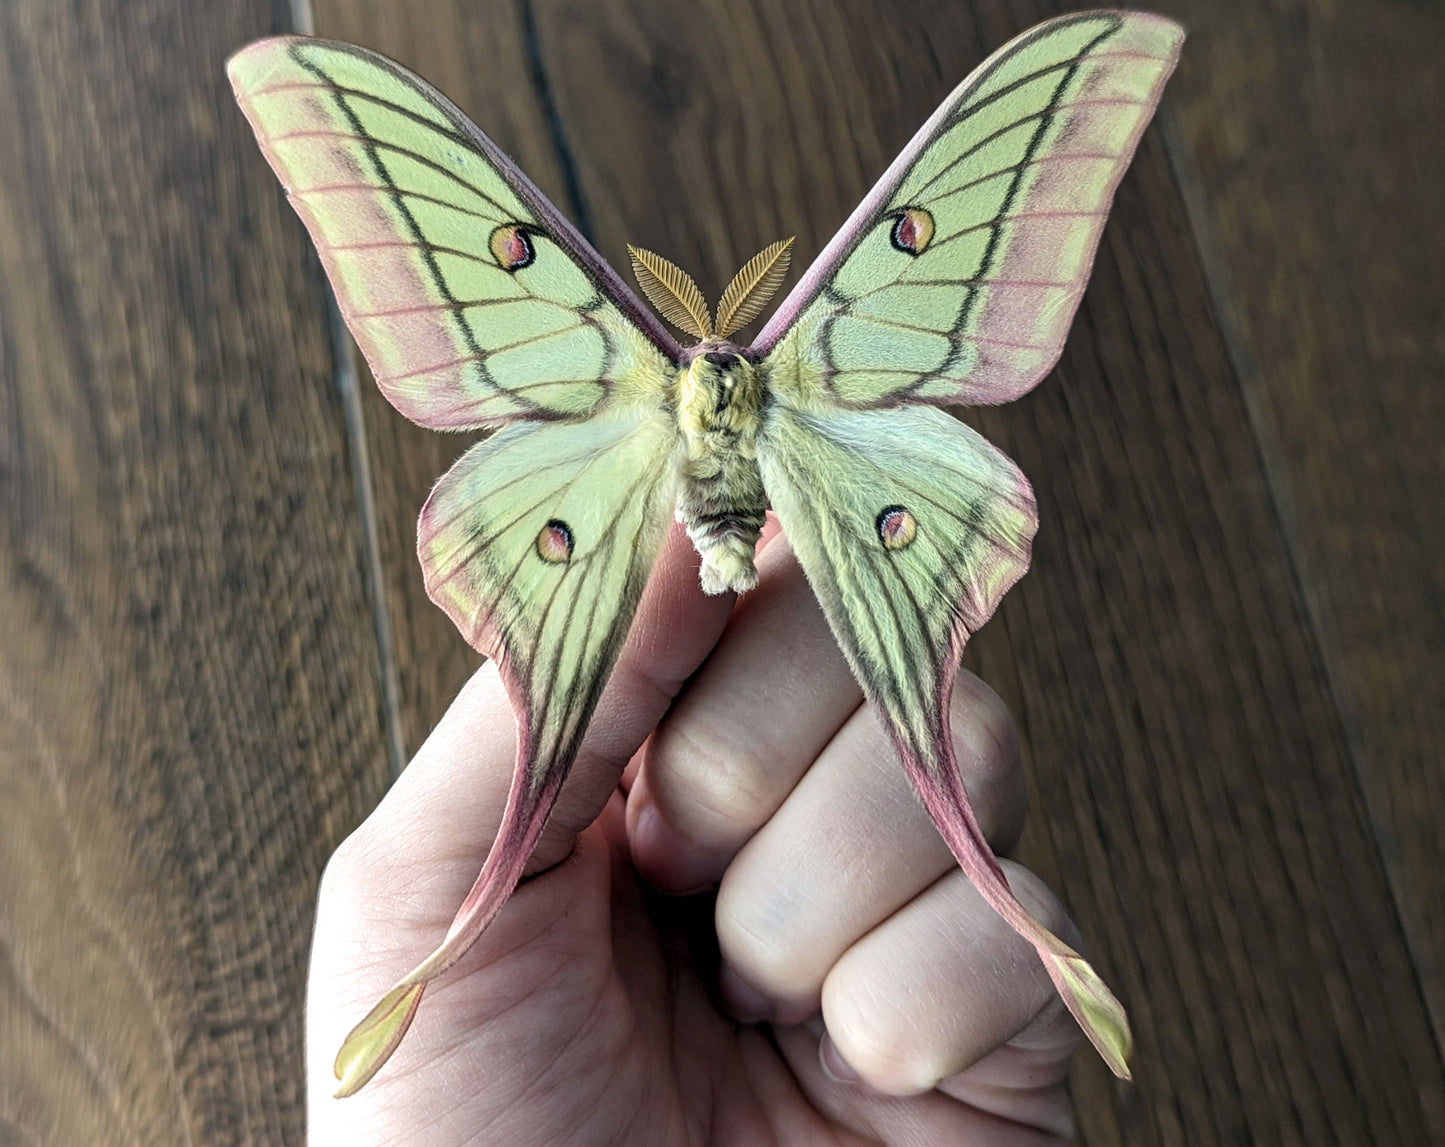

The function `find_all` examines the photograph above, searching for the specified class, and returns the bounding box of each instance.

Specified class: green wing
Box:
[334,411,677,1095]
[228,37,678,427]
[760,403,1132,1078]
[760,405,1035,723]
[756,11,1182,409]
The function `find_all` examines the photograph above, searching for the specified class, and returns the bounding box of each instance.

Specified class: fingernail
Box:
[720,964,774,1023]
[632,803,719,895]
[819,1034,861,1083]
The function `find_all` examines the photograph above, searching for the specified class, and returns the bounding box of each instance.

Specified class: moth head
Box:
[679,347,764,436]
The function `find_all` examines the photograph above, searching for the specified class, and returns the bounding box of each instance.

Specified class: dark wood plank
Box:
[997,149,1442,1144]
[0,3,391,1143]
[1154,0,1445,1056]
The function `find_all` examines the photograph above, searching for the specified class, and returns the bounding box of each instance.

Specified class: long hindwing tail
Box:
[755,11,1182,410]
[228,37,678,428]
[760,405,1132,1078]
[332,413,677,1096]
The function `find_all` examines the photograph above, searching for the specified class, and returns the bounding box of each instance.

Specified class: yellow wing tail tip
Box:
[1051,952,1134,1080]
[332,981,428,1098]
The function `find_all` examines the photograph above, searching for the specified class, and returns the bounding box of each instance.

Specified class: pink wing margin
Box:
[750,11,1183,408]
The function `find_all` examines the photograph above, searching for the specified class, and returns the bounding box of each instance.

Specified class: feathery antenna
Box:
[628,246,713,339]
[715,238,794,337]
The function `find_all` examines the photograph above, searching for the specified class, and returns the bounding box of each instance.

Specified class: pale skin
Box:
[308,521,1085,1144]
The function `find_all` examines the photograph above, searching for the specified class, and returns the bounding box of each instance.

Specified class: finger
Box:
[616,508,784,796]
[817,859,1083,1108]
[713,671,1025,1023]
[773,1021,1072,1147]
[628,535,862,892]
[320,521,734,940]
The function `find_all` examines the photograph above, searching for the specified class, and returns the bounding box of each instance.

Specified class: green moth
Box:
[229,9,1183,1096]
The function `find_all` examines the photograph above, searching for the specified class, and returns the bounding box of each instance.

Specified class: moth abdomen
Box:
[678,498,766,596]
[674,434,767,595]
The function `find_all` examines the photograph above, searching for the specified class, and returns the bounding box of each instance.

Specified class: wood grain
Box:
[0,2,392,1143]
[1,0,1440,1143]
[1156,0,1445,1059]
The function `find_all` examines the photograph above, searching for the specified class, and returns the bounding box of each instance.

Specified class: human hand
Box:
[307,522,1086,1144]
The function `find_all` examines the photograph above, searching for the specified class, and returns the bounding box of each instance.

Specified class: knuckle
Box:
[820,863,1080,1093]
[315,832,369,914]
[317,820,380,889]
[826,989,945,1092]
[714,875,810,990]
[648,713,781,838]
[950,672,1021,773]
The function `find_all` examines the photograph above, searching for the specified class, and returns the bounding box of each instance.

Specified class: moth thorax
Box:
[678,349,764,439]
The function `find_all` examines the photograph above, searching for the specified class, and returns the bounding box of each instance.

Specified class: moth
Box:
[229,9,1182,1096]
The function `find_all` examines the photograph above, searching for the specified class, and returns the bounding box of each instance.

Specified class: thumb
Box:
[309,522,733,1088]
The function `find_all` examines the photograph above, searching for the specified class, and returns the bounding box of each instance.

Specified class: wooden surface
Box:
[1,0,1440,1143]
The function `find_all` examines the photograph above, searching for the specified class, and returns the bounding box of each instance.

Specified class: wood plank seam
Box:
[516,0,598,242]
[331,294,408,781]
